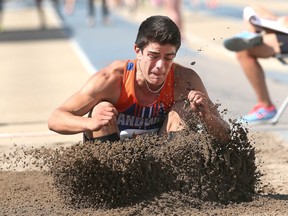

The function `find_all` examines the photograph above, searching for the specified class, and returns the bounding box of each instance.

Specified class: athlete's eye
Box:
[148,54,158,59]
[164,55,175,61]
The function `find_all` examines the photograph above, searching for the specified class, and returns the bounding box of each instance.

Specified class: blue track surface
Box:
[60,2,138,70]
[4,1,287,80]
[60,1,197,71]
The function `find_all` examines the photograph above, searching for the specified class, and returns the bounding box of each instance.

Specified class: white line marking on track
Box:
[69,38,97,75]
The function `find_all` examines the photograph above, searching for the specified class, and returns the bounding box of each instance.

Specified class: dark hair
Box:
[135,15,181,52]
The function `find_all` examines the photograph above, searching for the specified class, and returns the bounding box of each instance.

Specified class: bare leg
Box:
[236,51,273,107]
[64,0,75,15]
[236,33,280,107]
[235,6,280,108]
[206,0,218,9]
[163,0,183,38]
[223,6,280,122]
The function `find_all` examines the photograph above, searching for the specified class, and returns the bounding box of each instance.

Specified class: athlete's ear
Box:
[134,44,142,59]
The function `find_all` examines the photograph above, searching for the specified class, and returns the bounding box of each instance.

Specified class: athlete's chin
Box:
[149,79,164,85]
[149,76,165,84]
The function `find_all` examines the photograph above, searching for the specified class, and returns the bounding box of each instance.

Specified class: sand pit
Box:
[1,122,288,215]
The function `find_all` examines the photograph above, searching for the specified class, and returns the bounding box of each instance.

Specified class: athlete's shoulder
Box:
[107,60,128,73]
[105,59,137,75]
[173,62,207,96]
[173,63,200,80]
[89,60,127,80]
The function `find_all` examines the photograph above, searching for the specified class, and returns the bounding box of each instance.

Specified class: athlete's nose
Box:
[155,59,164,69]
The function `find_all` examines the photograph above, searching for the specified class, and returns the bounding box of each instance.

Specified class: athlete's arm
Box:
[175,65,230,142]
[48,60,124,134]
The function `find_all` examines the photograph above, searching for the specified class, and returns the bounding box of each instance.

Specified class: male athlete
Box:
[48,15,230,143]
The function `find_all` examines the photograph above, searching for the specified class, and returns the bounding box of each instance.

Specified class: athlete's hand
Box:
[187,90,209,117]
[88,101,118,131]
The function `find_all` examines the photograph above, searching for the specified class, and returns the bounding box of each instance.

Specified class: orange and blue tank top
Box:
[115,59,175,138]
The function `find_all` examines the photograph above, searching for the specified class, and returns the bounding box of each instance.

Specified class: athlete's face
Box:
[135,42,177,85]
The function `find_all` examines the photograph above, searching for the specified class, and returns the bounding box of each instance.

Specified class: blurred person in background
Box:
[0,0,3,32]
[86,0,110,26]
[36,0,61,29]
[150,0,183,40]
[163,0,183,38]
[0,0,62,30]
[123,0,140,12]
[191,0,219,9]
[64,0,110,27]
[224,5,288,124]
[64,0,75,14]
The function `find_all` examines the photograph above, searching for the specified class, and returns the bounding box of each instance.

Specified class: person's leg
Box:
[88,0,95,17]
[51,0,63,20]
[206,0,218,9]
[83,101,120,143]
[236,33,280,107]
[36,0,46,29]
[87,0,95,26]
[237,50,273,107]
[64,0,75,15]
[101,0,109,24]
[235,33,281,122]
[163,0,183,37]
[0,0,3,32]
